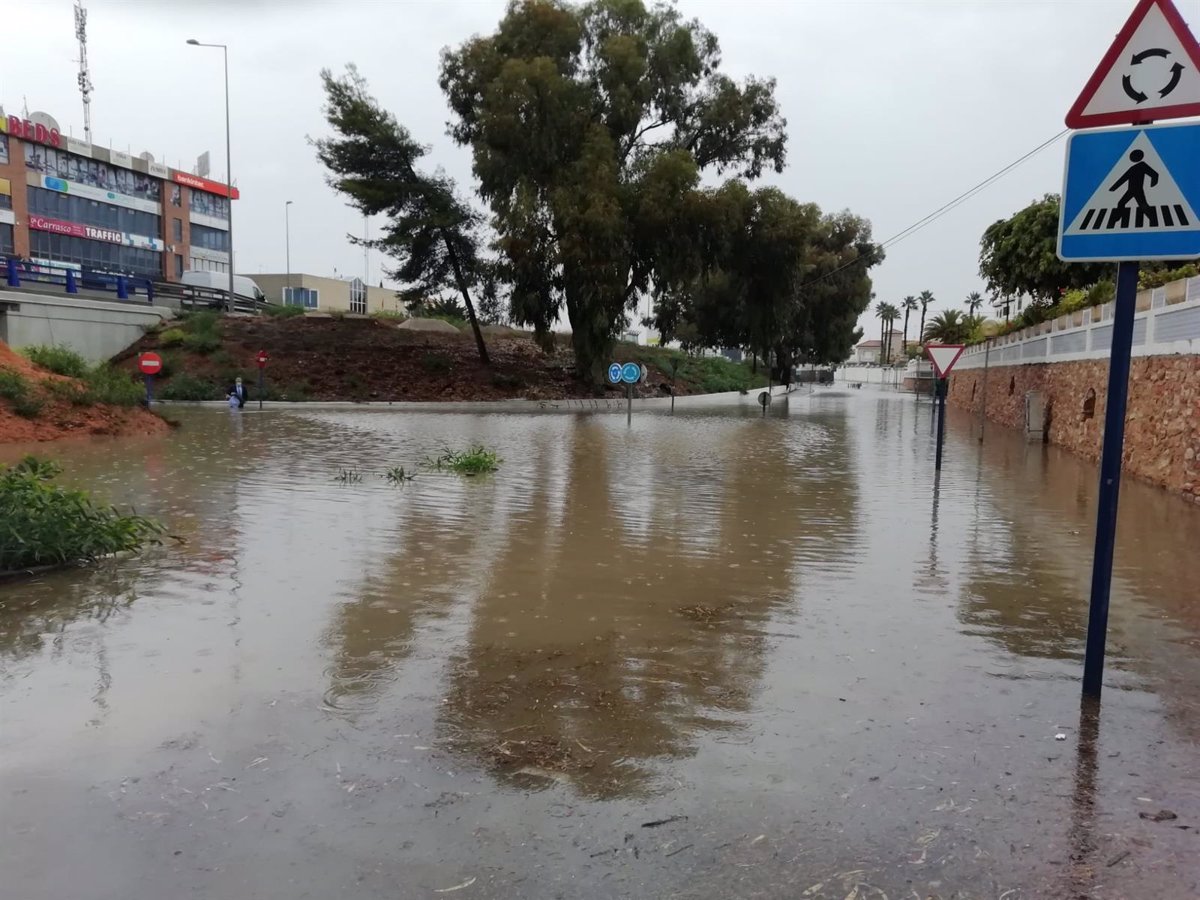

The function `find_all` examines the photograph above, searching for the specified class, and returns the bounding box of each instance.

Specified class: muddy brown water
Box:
[2,391,1199,899]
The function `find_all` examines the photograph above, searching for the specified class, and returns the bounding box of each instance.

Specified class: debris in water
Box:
[664,843,693,858]
[642,815,687,828]
[1138,809,1177,822]
[1054,733,1067,741]
[433,876,476,893]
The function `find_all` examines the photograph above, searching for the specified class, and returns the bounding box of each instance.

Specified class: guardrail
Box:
[3,256,270,314]
[956,276,1200,370]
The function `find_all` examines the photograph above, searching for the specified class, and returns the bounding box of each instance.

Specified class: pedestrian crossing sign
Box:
[1058,120,1200,262]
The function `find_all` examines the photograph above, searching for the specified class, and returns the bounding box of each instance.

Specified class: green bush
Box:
[1139,263,1198,290]
[160,373,220,401]
[425,446,502,475]
[370,310,408,322]
[628,348,767,394]
[43,378,91,405]
[264,304,305,319]
[20,345,89,378]
[182,331,222,354]
[180,310,221,334]
[0,456,164,572]
[0,368,44,418]
[420,353,453,376]
[159,327,187,348]
[83,365,143,407]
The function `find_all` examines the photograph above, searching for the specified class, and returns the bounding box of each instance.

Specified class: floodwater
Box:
[2,391,1199,900]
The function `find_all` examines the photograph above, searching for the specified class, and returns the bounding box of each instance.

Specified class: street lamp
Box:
[285,200,293,305]
[187,38,235,314]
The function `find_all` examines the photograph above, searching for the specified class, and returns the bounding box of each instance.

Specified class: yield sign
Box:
[1065,0,1200,128]
[926,344,965,379]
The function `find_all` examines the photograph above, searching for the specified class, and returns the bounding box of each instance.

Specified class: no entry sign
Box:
[137,352,163,376]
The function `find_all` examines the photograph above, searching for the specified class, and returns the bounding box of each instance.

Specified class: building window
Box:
[172,219,183,241]
[190,223,230,253]
[0,193,11,211]
[0,224,13,256]
[283,286,319,309]
[0,133,8,164]
[189,190,229,220]
[349,278,366,315]
[189,256,227,274]
[24,144,160,201]
[27,186,161,238]
[170,185,182,207]
[29,230,161,278]
[174,253,184,278]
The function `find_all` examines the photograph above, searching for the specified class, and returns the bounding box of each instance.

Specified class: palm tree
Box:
[900,295,918,359]
[964,291,983,316]
[917,290,935,345]
[876,301,900,363]
[923,309,969,344]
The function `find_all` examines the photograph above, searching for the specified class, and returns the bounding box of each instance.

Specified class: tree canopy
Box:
[438,0,793,378]
[314,65,491,364]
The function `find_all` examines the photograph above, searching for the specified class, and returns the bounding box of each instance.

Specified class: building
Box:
[853,331,917,364]
[0,108,238,282]
[253,272,404,315]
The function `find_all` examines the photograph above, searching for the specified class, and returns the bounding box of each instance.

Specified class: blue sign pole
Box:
[143,374,154,406]
[1081,260,1139,699]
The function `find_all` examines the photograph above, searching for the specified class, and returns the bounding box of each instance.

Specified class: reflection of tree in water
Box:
[436,414,861,798]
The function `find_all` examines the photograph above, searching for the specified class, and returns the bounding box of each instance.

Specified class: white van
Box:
[180,270,265,304]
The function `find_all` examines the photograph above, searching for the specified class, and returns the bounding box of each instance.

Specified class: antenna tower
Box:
[75,0,94,143]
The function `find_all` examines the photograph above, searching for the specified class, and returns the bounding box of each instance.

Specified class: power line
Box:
[801,128,1070,289]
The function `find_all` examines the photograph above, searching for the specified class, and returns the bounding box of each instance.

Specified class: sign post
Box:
[137,351,163,406]
[610,362,644,426]
[925,344,965,472]
[1060,0,1200,699]
[256,350,270,410]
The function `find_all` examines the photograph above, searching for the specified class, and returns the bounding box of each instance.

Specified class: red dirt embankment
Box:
[0,342,170,444]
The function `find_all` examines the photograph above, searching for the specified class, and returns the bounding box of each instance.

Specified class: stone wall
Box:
[947,356,1200,504]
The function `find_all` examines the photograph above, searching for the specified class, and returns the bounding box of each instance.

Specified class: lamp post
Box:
[186,39,234,314]
[285,200,293,305]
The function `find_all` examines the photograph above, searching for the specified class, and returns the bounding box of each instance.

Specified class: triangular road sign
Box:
[1064,129,1198,235]
[1066,0,1200,128]
[926,344,965,378]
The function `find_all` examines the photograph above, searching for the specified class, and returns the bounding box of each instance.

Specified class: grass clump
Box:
[626,347,767,394]
[383,465,415,484]
[82,365,143,407]
[425,446,502,476]
[160,373,220,401]
[21,345,89,378]
[178,311,223,355]
[158,327,187,348]
[0,456,164,573]
[264,304,306,319]
[0,369,45,418]
[335,467,363,484]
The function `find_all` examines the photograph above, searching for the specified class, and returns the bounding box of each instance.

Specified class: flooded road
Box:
[3,391,1199,899]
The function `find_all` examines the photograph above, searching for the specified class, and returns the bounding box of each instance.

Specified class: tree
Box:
[923,309,972,344]
[979,194,1111,307]
[964,291,983,316]
[315,65,490,364]
[439,0,787,381]
[874,301,898,364]
[917,290,934,347]
[900,295,917,359]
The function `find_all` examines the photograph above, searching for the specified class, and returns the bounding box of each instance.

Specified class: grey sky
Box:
[3,0,1158,335]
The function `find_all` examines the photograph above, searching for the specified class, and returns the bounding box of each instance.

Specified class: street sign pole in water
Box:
[925,345,965,472]
[1060,0,1200,700]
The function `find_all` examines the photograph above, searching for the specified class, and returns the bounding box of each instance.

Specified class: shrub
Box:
[425,446,502,475]
[0,456,164,572]
[264,304,305,319]
[182,331,222,354]
[83,365,143,407]
[159,327,187,348]
[371,310,407,322]
[21,345,89,378]
[180,310,221,334]
[43,378,91,405]
[420,353,453,376]
[0,368,44,418]
[160,373,220,401]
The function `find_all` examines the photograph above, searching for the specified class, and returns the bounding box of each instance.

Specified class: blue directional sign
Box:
[607,363,623,384]
[1058,121,1200,262]
[620,362,641,384]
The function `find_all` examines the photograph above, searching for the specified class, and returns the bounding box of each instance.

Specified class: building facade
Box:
[0,109,238,282]
[253,273,403,314]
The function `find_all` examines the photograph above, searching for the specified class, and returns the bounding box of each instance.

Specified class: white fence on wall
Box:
[956,276,1200,371]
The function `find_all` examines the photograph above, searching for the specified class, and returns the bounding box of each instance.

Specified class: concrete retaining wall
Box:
[0,291,172,364]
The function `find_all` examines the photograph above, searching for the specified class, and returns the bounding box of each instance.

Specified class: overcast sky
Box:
[2,0,1169,334]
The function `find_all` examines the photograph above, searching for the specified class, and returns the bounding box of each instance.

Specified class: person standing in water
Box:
[226,376,247,409]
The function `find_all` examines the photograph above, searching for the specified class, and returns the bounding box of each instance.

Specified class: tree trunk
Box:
[442,234,490,367]
[902,310,910,359]
[878,319,884,364]
[919,308,927,344]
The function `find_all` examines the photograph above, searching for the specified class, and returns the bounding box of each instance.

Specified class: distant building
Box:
[253,272,403,315]
[853,331,918,364]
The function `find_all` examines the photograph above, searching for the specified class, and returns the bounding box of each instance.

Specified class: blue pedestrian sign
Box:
[620,362,641,384]
[607,362,623,384]
[1058,120,1200,262]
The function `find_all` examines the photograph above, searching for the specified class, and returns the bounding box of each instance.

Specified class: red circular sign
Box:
[138,352,163,376]
[256,350,270,368]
